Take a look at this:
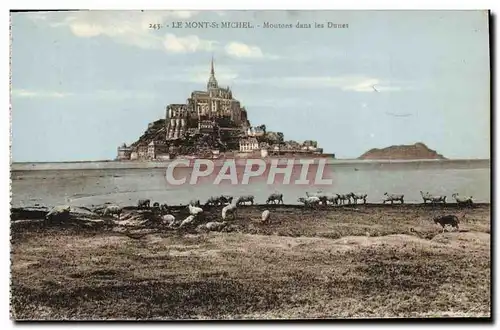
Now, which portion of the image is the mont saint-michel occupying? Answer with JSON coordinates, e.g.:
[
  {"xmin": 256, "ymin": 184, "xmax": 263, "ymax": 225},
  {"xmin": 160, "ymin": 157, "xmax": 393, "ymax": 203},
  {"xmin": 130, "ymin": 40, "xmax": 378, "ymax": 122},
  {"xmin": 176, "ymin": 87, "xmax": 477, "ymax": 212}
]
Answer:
[{"xmin": 116, "ymin": 58, "xmax": 325, "ymax": 161}]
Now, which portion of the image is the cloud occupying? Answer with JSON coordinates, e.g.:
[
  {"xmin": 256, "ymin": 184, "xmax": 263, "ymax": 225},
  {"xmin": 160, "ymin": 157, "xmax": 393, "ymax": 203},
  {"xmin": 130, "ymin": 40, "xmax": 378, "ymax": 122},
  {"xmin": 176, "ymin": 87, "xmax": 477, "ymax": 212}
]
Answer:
[
  {"xmin": 224, "ymin": 41, "xmax": 279, "ymax": 59},
  {"xmin": 26, "ymin": 11, "xmax": 201, "ymax": 50},
  {"xmin": 342, "ymin": 78, "xmax": 403, "ymax": 92},
  {"xmin": 163, "ymin": 34, "xmax": 217, "ymax": 53},
  {"xmin": 12, "ymin": 89, "xmax": 73, "ymax": 99},
  {"xmin": 26, "ymin": 11, "xmax": 279, "ymax": 60},
  {"xmin": 244, "ymin": 98, "xmax": 317, "ymax": 108},
  {"xmin": 239, "ymin": 75, "xmax": 410, "ymax": 92},
  {"xmin": 156, "ymin": 67, "xmax": 409, "ymax": 93},
  {"xmin": 92, "ymin": 90, "xmax": 157, "ymax": 100},
  {"xmin": 160, "ymin": 65, "xmax": 240, "ymax": 86},
  {"xmin": 11, "ymin": 89, "xmax": 156, "ymax": 100},
  {"xmin": 225, "ymin": 42, "xmax": 264, "ymax": 58}
]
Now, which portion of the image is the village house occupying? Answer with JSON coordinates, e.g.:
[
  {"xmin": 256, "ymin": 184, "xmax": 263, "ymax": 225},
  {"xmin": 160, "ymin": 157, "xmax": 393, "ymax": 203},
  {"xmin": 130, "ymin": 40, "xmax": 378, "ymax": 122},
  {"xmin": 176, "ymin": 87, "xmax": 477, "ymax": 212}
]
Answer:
[
  {"xmin": 147, "ymin": 141, "xmax": 169, "ymax": 160},
  {"xmin": 116, "ymin": 143, "xmax": 132, "ymax": 161},
  {"xmin": 239, "ymin": 137, "xmax": 259, "ymax": 152},
  {"xmin": 247, "ymin": 126, "xmax": 265, "ymax": 137}
]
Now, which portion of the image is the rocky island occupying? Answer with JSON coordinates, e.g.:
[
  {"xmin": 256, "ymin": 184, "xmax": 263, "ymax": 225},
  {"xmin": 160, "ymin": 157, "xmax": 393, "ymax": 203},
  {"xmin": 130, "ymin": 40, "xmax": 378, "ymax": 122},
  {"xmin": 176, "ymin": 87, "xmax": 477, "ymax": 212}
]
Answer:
[
  {"xmin": 116, "ymin": 58, "xmax": 326, "ymax": 161},
  {"xmin": 359, "ymin": 142, "xmax": 446, "ymax": 160}
]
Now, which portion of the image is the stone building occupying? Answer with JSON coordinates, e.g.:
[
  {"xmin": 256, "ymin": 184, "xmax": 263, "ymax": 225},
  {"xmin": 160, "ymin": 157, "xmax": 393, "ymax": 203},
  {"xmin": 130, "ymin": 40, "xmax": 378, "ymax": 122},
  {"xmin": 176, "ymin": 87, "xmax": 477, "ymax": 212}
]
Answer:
[
  {"xmin": 239, "ymin": 137, "xmax": 259, "ymax": 152},
  {"xmin": 247, "ymin": 126, "xmax": 265, "ymax": 137},
  {"xmin": 147, "ymin": 141, "xmax": 169, "ymax": 159},
  {"xmin": 166, "ymin": 104, "xmax": 188, "ymax": 140},
  {"xmin": 116, "ymin": 143, "xmax": 132, "ymax": 160}
]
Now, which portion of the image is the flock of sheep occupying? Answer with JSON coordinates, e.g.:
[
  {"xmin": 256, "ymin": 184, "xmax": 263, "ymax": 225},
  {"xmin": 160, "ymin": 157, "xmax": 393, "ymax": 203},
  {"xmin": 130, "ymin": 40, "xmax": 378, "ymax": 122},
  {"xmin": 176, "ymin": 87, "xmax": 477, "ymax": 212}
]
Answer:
[
  {"xmin": 93, "ymin": 193, "xmax": 288, "ymax": 233},
  {"xmin": 43, "ymin": 189, "xmax": 475, "ymax": 234},
  {"xmin": 130, "ymin": 196, "xmax": 272, "ymax": 233},
  {"xmin": 294, "ymin": 191, "xmax": 474, "ymax": 208},
  {"xmin": 98, "ymin": 189, "xmax": 473, "ymax": 230}
]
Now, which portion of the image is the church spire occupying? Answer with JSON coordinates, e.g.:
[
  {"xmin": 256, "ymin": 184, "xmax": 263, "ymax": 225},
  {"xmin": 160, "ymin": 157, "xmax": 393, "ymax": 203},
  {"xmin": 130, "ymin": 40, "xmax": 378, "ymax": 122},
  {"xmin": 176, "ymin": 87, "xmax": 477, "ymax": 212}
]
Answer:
[{"xmin": 207, "ymin": 56, "xmax": 218, "ymax": 90}]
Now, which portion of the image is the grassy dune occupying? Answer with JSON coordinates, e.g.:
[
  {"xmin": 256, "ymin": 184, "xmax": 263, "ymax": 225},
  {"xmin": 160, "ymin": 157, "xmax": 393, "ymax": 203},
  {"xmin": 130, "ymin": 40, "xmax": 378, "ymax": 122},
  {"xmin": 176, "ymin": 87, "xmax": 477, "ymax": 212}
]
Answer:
[{"xmin": 11, "ymin": 204, "xmax": 491, "ymax": 320}]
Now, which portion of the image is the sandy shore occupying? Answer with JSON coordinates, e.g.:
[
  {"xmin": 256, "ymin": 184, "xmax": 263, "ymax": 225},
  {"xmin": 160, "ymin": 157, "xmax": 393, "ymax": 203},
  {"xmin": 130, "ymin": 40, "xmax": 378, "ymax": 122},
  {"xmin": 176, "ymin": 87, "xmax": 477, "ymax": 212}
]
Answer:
[
  {"xmin": 11, "ymin": 158, "xmax": 490, "ymax": 171},
  {"xmin": 10, "ymin": 203, "xmax": 491, "ymax": 320}
]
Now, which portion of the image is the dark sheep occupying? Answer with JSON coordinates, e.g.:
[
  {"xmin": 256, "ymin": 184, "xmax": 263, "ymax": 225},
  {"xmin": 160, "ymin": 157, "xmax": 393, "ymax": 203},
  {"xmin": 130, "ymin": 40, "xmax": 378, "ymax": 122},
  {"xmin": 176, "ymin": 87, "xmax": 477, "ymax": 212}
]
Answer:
[
  {"xmin": 433, "ymin": 215, "xmax": 460, "ymax": 232},
  {"xmin": 137, "ymin": 199, "xmax": 150, "ymax": 209}
]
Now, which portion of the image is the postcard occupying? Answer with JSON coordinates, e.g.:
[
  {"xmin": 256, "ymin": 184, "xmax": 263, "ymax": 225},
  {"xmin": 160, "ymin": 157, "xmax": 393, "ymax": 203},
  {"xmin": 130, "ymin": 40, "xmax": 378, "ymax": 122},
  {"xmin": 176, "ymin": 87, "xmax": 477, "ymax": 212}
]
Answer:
[{"xmin": 10, "ymin": 10, "xmax": 491, "ymax": 320}]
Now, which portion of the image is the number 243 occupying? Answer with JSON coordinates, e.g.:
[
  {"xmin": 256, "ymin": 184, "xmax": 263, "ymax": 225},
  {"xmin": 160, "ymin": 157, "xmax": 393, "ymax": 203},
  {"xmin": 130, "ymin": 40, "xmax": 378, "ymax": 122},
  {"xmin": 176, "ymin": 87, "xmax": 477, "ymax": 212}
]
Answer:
[{"xmin": 149, "ymin": 23, "xmax": 162, "ymax": 30}]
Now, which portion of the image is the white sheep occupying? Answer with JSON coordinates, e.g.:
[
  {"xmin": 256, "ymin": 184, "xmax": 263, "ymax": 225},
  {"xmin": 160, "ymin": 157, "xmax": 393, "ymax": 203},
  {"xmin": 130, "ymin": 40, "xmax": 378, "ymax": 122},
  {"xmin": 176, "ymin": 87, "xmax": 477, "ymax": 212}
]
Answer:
[
  {"xmin": 221, "ymin": 203, "xmax": 237, "ymax": 220},
  {"xmin": 161, "ymin": 214, "xmax": 176, "ymax": 227},
  {"xmin": 178, "ymin": 215, "xmax": 197, "ymax": 228},
  {"xmin": 189, "ymin": 199, "xmax": 201, "ymax": 207},
  {"xmin": 297, "ymin": 196, "xmax": 321, "ymax": 208},
  {"xmin": 305, "ymin": 191, "xmax": 323, "ymax": 198},
  {"xmin": 236, "ymin": 195, "xmax": 255, "ymax": 206},
  {"xmin": 324, "ymin": 194, "xmax": 340, "ymax": 206},
  {"xmin": 336, "ymin": 194, "xmax": 351, "ymax": 205},
  {"xmin": 349, "ymin": 193, "xmax": 368, "ymax": 205},
  {"xmin": 452, "ymin": 193, "xmax": 474, "ymax": 207},
  {"xmin": 420, "ymin": 191, "xmax": 446, "ymax": 204},
  {"xmin": 306, "ymin": 191, "xmax": 331, "ymax": 206},
  {"xmin": 103, "ymin": 205, "xmax": 122, "ymax": 218},
  {"xmin": 383, "ymin": 193, "xmax": 404, "ymax": 204},
  {"xmin": 45, "ymin": 205, "xmax": 71, "ymax": 222},
  {"xmin": 261, "ymin": 210, "xmax": 270, "ymax": 222},
  {"xmin": 197, "ymin": 221, "xmax": 228, "ymax": 232},
  {"xmin": 188, "ymin": 204, "xmax": 203, "ymax": 216}
]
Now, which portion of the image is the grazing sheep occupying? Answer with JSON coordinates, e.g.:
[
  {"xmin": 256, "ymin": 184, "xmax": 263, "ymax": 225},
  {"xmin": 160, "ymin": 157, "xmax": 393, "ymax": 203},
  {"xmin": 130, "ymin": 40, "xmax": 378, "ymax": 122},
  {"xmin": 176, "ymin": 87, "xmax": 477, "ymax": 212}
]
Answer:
[
  {"xmin": 219, "ymin": 195, "xmax": 234, "ymax": 205},
  {"xmin": 420, "ymin": 191, "xmax": 446, "ymax": 204},
  {"xmin": 222, "ymin": 203, "xmax": 237, "ymax": 220},
  {"xmin": 197, "ymin": 221, "xmax": 228, "ymax": 232},
  {"xmin": 178, "ymin": 215, "xmax": 197, "ymax": 228},
  {"xmin": 266, "ymin": 192, "xmax": 284, "ymax": 205},
  {"xmin": 297, "ymin": 196, "xmax": 321, "ymax": 208},
  {"xmin": 161, "ymin": 214, "xmax": 176, "ymax": 227},
  {"xmin": 306, "ymin": 191, "xmax": 330, "ymax": 206},
  {"xmin": 188, "ymin": 204, "xmax": 203, "ymax": 216},
  {"xmin": 261, "ymin": 210, "xmax": 271, "ymax": 222},
  {"xmin": 137, "ymin": 199, "xmax": 150, "ymax": 209},
  {"xmin": 205, "ymin": 195, "xmax": 223, "ymax": 206},
  {"xmin": 306, "ymin": 191, "xmax": 323, "ymax": 198},
  {"xmin": 236, "ymin": 195, "xmax": 255, "ymax": 206},
  {"xmin": 452, "ymin": 193, "xmax": 474, "ymax": 207},
  {"xmin": 189, "ymin": 199, "xmax": 201, "ymax": 207},
  {"xmin": 322, "ymin": 194, "xmax": 339, "ymax": 206},
  {"xmin": 103, "ymin": 205, "xmax": 122, "ymax": 218},
  {"xmin": 383, "ymin": 193, "xmax": 404, "ymax": 205},
  {"xmin": 336, "ymin": 194, "xmax": 351, "ymax": 205},
  {"xmin": 45, "ymin": 205, "xmax": 71, "ymax": 222},
  {"xmin": 349, "ymin": 193, "xmax": 367, "ymax": 205},
  {"xmin": 160, "ymin": 203, "xmax": 169, "ymax": 212},
  {"xmin": 433, "ymin": 215, "xmax": 460, "ymax": 232}
]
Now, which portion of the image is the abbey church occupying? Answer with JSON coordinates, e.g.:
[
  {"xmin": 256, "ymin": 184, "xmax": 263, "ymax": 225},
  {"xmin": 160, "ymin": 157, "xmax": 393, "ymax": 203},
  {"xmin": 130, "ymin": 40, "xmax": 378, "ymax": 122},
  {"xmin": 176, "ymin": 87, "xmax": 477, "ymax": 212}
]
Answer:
[{"xmin": 165, "ymin": 57, "xmax": 249, "ymax": 140}]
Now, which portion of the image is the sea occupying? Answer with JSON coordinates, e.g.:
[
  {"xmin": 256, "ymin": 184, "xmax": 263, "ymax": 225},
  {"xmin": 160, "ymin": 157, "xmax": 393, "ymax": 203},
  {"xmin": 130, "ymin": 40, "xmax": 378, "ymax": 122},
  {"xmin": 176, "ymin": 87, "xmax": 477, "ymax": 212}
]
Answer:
[{"xmin": 10, "ymin": 159, "xmax": 491, "ymax": 208}]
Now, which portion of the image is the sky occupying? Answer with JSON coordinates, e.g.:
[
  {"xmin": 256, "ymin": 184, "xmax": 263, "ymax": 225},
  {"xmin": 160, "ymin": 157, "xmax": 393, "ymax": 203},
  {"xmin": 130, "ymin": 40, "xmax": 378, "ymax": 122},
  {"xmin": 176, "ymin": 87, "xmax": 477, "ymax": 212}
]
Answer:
[{"xmin": 10, "ymin": 10, "xmax": 490, "ymax": 162}]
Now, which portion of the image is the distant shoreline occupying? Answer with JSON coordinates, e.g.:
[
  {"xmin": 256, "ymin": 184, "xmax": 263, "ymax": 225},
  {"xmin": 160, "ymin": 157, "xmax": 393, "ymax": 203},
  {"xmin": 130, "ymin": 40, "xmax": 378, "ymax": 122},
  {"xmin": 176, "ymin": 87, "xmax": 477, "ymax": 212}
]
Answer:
[{"xmin": 11, "ymin": 158, "xmax": 491, "ymax": 171}]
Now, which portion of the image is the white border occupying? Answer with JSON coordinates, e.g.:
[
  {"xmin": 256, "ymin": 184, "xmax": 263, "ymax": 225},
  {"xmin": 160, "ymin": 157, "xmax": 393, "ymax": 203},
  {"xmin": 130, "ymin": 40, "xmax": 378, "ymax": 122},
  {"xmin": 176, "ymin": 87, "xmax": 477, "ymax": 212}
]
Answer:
[
  {"xmin": 2, "ymin": 0, "xmax": 497, "ymax": 328},
  {"xmin": 2, "ymin": 0, "xmax": 500, "ymax": 10}
]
